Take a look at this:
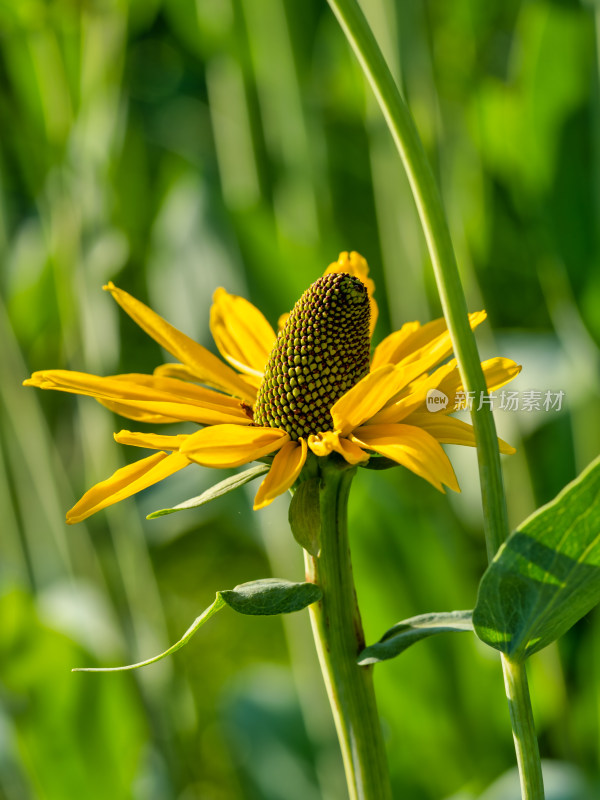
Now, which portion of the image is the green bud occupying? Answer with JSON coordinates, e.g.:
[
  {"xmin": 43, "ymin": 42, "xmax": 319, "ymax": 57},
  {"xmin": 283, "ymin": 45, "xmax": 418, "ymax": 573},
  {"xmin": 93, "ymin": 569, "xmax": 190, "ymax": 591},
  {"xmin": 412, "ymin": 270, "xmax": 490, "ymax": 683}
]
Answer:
[{"xmin": 254, "ymin": 273, "xmax": 370, "ymax": 439}]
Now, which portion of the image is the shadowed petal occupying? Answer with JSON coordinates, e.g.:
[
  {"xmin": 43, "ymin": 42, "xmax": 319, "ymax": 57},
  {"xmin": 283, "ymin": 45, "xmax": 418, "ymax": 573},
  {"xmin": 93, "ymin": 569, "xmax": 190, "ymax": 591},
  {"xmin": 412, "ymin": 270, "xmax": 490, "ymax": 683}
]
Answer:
[
  {"xmin": 66, "ymin": 451, "xmax": 190, "ymax": 524},
  {"xmin": 351, "ymin": 424, "xmax": 460, "ymax": 493},
  {"xmin": 180, "ymin": 424, "xmax": 289, "ymax": 468},
  {"xmin": 210, "ymin": 288, "xmax": 276, "ymax": 380},
  {"xmin": 307, "ymin": 431, "xmax": 369, "ymax": 465},
  {"xmin": 253, "ymin": 439, "xmax": 308, "ymax": 510},
  {"xmin": 103, "ymin": 282, "xmax": 256, "ymax": 403}
]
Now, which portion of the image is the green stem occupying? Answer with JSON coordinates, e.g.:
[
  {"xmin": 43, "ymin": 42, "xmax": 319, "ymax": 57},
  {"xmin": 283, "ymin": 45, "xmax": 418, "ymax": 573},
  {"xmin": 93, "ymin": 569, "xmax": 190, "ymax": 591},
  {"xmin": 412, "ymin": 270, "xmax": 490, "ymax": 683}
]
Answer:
[
  {"xmin": 325, "ymin": 0, "xmax": 544, "ymax": 796},
  {"xmin": 304, "ymin": 457, "xmax": 392, "ymax": 800},
  {"xmin": 502, "ymin": 657, "xmax": 545, "ymax": 799}
]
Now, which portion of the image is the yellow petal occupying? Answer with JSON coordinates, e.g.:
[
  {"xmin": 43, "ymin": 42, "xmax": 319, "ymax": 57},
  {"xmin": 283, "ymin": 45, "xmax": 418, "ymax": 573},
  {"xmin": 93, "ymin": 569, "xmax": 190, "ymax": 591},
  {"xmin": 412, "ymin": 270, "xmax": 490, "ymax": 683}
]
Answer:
[
  {"xmin": 403, "ymin": 413, "xmax": 516, "ymax": 455},
  {"xmin": 368, "ymin": 362, "xmax": 458, "ymax": 425},
  {"xmin": 325, "ymin": 251, "xmax": 378, "ymax": 336},
  {"xmin": 307, "ymin": 431, "xmax": 369, "ymax": 465},
  {"xmin": 180, "ymin": 424, "xmax": 289, "ymax": 468},
  {"xmin": 24, "ymin": 370, "xmax": 251, "ymax": 427},
  {"xmin": 372, "ymin": 311, "xmax": 487, "ymax": 372},
  {"xmin": 103, "ymin": 282, "xmax": 256, "ymax": 403},
  {"xmin": 253, "ymin": 439, "xmax": 308, "ymax": 510},
  {"xmin": 330, "ymin": 365, "xmax": 416, "ymax": 436},
  {"xmin": 435, "ymin": 357, "xmax": 522, "ymax": 413},
  {"xmin": 114, "ymin": 430, "xmax": 189, "ymax": 451},
  {"xmin": 66, "ymin": 451, "xmax": 190, "ymax": 524},
  {"xmin": 351, "ymin": 424, "xmax": 460, "ymax": 493},
  {"xmin": 210, "ymin": 288, "xmax": 276, "ymax": 380}
]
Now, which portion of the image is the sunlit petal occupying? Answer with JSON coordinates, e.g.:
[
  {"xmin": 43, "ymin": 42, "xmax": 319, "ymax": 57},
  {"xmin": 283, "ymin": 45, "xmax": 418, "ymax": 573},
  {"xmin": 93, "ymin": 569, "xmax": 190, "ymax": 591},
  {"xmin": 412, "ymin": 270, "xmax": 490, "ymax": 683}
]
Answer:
[
  {"xmin": 66, "ymin": 451, "xmax": 190, "ymax": 524},
  {"xmin": 325, "ymin": 251, "xmax": 378, "ymax": 335},
  {"xmin": 113, "ymin": 430, "xmax": 189, "ymax": 451},
  {"xmin": 351, "ymin": 424, "xmax": 460, "ymax": 493},
  {"xmin": 330, "ymin": 365, "xmax": 416, "ymax": 436},
  {"xmin": 435, "ymin": 357, "xmax": 522, "ymax": 413},
  {"xmin": 253, "ymin": 439, "xmax": 308, "ymax": 510},
  {"xmin": 403, "ymin": 413, "xmax": 516, "ymax": 455},
  {"xmin": 210, "ymin": 288, "xmax": 276, "ymax": 379},
  {"xmin": 103, "ymin": 282, "xmax": 256, "ymax": 403},
  {"xmin": 180, "ymin": 424, "xmax": 289, "ymax": 468},
  {"xmin": 368, "ymin": 362, "xmax": 457, "ymax": 425},
  {"xmin": 372, "ymin": 311, "xmax": 486, "ymax": 372},
  {"xmin": 24, "ymin": 370, "xmax": 251, "ymax": 427}
]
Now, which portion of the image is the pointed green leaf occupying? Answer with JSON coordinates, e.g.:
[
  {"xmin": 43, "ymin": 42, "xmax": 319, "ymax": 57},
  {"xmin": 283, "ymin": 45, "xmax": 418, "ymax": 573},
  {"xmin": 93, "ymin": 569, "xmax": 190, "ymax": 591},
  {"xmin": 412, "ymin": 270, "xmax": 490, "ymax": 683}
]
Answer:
[
  {"xmin": 146, "ymin": 464, "xmax": 269, "ymax": 518},
  {"xmin": 473, "ymin": 455, "xmax": 600, "ymax": 661},
  {"xmin": 359, "ymin": 455, "xmax": 401, "ymax": 470},
  {"xmin": 358, "ymin": 610, "xmax": 473, "ymax": 665},
  {"xmin": 73, "ymin": 579, "xmax": 321, "ymax": 672},
  {"xmin": 289, "ymin": 477, "xmax": 321, "ymax": 555}
]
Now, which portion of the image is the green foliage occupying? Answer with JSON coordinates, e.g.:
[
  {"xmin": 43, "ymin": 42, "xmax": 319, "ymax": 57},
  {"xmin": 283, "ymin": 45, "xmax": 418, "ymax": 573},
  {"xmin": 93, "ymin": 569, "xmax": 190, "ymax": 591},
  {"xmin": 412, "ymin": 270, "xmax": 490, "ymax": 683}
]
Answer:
[
  {"xmin": 147, "ymin": 463, "xmax": 269, "ymax": 517},
  {"xmin": 358, "ymin": 610, "xmax": 473, "ymax": 665},
  {"xmin": 74, "ymin": 580, "xmax": 322, "ymax": 672},
  {"xmin": 474, "ymin": 456, "xmax": 600, "ymax": 661},
  {"xmin": 289, "ymin": 476, "xmax": 322, "ymax": 556}
]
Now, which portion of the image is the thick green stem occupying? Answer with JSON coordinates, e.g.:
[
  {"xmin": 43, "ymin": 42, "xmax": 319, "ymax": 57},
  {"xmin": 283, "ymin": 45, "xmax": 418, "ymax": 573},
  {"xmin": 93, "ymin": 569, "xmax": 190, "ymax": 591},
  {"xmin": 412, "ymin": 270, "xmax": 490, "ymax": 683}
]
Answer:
[
  {"xmin": 502, "ymin": 657, "xmax": 545, "ymax": 800},
  {"xmin": 304, "ymin": 457, "xmax": 392, "ymax": 800},
  {"xmin": 325, "ymin": 0, "xmax": 544, "ymax": 796}
]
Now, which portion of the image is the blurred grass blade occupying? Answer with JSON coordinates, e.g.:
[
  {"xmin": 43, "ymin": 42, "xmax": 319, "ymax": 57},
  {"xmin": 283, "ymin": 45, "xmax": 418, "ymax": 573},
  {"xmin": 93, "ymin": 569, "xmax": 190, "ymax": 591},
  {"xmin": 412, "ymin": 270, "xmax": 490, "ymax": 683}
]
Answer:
[
  {"xmin": 146, "ymin": 463, "xmax": 269, "ymax": 518},
  {"xmin": 74, "ymin": 579, "xmax": 322, "ymax": 672},
  {"xmin": 474, "ymin": 456, "xmax": 600, "ymax": 661},
  {"xmin": 358, "ymin": 610, "xmax": 473, "ymax": 665}
]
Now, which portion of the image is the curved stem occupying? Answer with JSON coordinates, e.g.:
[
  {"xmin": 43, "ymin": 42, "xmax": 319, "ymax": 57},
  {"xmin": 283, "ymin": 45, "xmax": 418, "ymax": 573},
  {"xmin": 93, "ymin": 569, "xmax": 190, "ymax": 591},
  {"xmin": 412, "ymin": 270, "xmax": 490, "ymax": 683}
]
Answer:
[
  {"xmin": 304, "ymin": 457, "xmax": 392, "ymax": 800},
  {"xmin": 325, "ymin": 0, "xmax": 544, "ymax": 797}
]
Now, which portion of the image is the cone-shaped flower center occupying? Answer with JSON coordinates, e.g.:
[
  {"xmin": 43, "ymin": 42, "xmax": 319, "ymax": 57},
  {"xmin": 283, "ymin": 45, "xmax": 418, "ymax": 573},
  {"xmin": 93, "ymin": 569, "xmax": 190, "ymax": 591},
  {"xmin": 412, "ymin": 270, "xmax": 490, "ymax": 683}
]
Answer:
[{"xmin": 254, "ymin": 273, "xmax": 371, "ymax": 440}]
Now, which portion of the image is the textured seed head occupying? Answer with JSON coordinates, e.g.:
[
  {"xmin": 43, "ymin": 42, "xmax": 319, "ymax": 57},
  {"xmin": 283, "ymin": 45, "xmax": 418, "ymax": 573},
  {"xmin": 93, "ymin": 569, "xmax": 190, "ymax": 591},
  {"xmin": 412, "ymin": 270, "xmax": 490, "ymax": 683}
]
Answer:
[{"xmin": 254, "ymin": 273, "xmax": 371, "ymax": 440}]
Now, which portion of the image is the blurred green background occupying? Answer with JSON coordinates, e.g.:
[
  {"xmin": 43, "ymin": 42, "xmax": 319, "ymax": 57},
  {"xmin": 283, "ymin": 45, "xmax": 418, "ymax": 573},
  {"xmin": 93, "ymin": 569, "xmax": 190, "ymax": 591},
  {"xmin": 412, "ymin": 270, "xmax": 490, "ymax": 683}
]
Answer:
[{"xmin": 1, "ymin": 0, "xmax": 600, "ymax": 798}]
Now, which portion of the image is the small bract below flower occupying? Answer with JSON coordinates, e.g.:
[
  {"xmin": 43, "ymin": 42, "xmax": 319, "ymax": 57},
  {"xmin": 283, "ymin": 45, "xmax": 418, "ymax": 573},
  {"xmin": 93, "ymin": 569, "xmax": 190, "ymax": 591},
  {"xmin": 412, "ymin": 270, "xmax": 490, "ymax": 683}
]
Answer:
[{"xmin": 24, "ymin": 252, "xmax": 520, "ymax": 522}]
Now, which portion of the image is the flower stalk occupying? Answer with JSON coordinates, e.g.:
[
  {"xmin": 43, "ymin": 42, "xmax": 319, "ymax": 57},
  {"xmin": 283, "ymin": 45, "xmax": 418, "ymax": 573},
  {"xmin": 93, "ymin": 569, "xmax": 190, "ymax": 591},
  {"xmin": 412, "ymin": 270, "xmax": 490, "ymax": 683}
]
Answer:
[
  {"xmin": 325, "ymin": 0, "xmax": 544, "ymax": 796},
  {"xmin": 304, "ymin": 456, "xmax": 392, "ymax": 800}
]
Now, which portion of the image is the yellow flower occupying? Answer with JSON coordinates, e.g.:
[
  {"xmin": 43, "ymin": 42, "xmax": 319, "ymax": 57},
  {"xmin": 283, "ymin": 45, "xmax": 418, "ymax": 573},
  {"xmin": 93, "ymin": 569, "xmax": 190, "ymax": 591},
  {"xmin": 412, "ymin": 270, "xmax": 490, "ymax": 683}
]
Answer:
[{"xmin": 24, "ymin": 252, "xmax": 519, "ymax": 523}]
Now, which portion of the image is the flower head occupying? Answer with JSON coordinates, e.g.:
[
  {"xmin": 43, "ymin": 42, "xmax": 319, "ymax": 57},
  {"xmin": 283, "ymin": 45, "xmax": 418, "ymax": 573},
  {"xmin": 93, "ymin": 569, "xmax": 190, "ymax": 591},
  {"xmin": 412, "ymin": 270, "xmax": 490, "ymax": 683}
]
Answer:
[{"xmin": 24, "ymin": 252, "xmax": 520, "ymax": 522}]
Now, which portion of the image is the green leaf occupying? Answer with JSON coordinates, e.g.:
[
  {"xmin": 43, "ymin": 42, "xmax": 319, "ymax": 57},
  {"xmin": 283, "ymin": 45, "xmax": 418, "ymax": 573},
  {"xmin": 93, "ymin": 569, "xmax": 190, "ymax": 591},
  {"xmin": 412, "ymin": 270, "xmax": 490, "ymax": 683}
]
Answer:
[
  {"xmin": 473, "ymin": 456, "xmax": 600, "ymax": 661},
  {"xmin": 289, "ymin": 477, "xmax": 321, "ymax": 555},
  {"xmin": 73, "ymin": 579, "xmax": 321, "ymax": 673},
  {"xmin": 220, "ymin": 578, "xmax": 322, "ymax": 615},
  {"xmin": 146, "ymin": 464, "xmax": 270, "ymax": 518},
  {"xmin": 357, "ymin": 610, "xmax": 473, "ymax": 665}
]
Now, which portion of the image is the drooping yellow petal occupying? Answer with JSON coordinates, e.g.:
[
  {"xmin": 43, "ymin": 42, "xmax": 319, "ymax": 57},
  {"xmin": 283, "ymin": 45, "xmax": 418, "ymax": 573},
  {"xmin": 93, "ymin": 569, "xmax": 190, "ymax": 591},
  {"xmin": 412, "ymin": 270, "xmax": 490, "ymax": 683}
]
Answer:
[
  {"xmin": 24, "ymin": 370, "xmax": 251, "ymax": 427},
  {"xmin": 402, "ymin": 413, "xmax": 516, "ymax": 455},
  {"xmin": 253, "ymin": 439, "xmax": 308, "ymax": 510},
  {"xmin": 180, "ymin": 424, "xmax": 289, "ymax": 468},
  {"xmin": 66, "ymin": 451, "xmax": 190, "ymax": 524},
  {"xmin": 103, "ymin": 282, "xmax": 256, "ymax": 403},
  {"xmin": 372, "ymin": 311, "xmax": 487, "ymax": 371},
  {"xmin": 210, "ymin": 288, "xmax": 276, "ymax": 381},
  {"xmin": 325, "ymin": 251, "xmax": 378, "ymax": 335},
  {"xmin": 307, "ymin": 431, "xmax": 369, "ymax": 465},
  {"xmin": 330, "ymin": 365, "xmax": 416, "ymax": 436},
  {"xmin": 114, "ymin": 430, "xmax": 189, "ymax": 451},
  {"xmin": 350, "ymin": 424, "xmax": 460, "ymax": 493}
]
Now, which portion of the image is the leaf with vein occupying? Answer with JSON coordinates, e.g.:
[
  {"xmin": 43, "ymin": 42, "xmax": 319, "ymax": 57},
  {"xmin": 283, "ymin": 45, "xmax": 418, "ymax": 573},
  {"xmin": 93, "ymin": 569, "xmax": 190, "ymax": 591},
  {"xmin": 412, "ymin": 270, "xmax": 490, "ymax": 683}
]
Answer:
[{"xmin": 473, "ymin": 455, "xmax": 600, "ymax": 661}]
